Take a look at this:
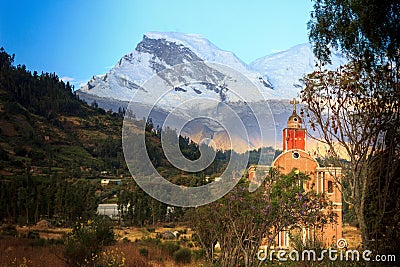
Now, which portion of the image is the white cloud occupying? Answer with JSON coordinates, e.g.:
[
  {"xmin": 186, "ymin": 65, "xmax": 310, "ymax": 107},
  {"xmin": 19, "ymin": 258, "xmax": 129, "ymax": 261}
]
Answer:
[
  {"xmin": 60, "ymin": 76, "xmax": 75, "ymax": 82},
  {"xmin": 74, "ymin": 78, "xmax": 90, "ymax": 89},
  {"xmin": 79, "ymin": 81, "xmax": 88, "ymax": 88}
]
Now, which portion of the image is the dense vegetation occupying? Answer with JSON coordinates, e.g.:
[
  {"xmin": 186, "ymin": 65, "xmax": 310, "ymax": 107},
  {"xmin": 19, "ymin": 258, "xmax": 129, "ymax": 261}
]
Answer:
[
  {"xmin": 0, "ymin": 47, "xmax": 132, "ymax": 224},
  {"xmin": 0, "ymin": 48, "xmax": 269, "ymax": 226},
  {"xmin": 188, "ymin": 170, "xmax": 336, "ymax": 267}
]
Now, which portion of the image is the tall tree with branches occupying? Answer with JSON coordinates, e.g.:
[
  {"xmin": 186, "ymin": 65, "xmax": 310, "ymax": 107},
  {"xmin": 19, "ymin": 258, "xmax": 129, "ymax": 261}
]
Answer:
[
  {"xmin": 188, "ymin": 172, "xmax": 335, "ymax": 267},
  {"xmin": 303, "ymin": 0, "xmax": 400, "ymax": 254}
]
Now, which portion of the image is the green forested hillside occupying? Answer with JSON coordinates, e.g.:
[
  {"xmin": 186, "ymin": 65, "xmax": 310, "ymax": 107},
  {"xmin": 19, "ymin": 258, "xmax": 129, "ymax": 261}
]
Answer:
[
  {"xmin": 0, "ymin": 48, "xmax": 128, "ymax": 177},
  {"xmin": 0, "ymin": 48, "xmax": 235, "ymax": 225},
  {"xmin": 0, "ymin": 48, "xmax": 134, "ymax": 224}
]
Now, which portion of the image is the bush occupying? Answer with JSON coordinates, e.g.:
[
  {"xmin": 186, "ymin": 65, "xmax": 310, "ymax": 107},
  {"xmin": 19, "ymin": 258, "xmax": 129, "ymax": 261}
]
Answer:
[
  {"xmin": 161, "ymin": 241, "xmax": 180, "ymax": 257},
  {"xmin": 93, "ymin": 218, "xmax": 115, "ymax": 246},
  {"xmin": 27, "ymin": 231, "xmax": 40, "ymax": 239},
  {"xmin": 155, "ymin": 232, "xmax": 162, "ymax": 239},
  {"xmin": 139, "ymin": 247, "xmax": 148, "ymax": 257},
  {"xmin": 1, "ymin": 224, "xmax": 17, "ymax": 237},
  {"xmin": 15, "ymin": 147, "xmax": 28, "ymax": 157},
  {"xmin": 163, "ymin": 222, "xmax": 175, "ymax": 228},
  {"xmin": 193, "ymin": 249, "xmax": 206, "ymax": 261},
  {"xmin": 173, "ymin": 248, "xmax": 192, "ymax": 264},
  {"xmin": 95, "ymin": 248, "xmax": 126, "ymax": 267},
  {"xmin": 63, "ymin": 218, "xmax": 115, "ymax": 266},
  {"xmin": 146, "ymin": 227, "xmax": 155, "ymax": 233},
  {"xmin": 28, "ymin": 238, "xmax": 45, "ymax": 247},
  {"xmin": 0, "ymin": 146, "xmax": 9, "ymax": 160},
  {"xmin": 137, "ymin": 236, "xmax": 161, "ymax": 246},
  {"xmin": 179, "ymin": 229, "xmax": 188, "ymax": 235}
]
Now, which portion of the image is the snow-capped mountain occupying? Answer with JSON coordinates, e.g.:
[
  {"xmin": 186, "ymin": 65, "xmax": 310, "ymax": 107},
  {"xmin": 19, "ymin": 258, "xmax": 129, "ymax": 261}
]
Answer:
[
  {"xmin": 249, "ymin": 43, "xmax": 346, "ymax": 98},
  {"xmin": 79, "ymin": 32, "xmax": 275, "ymax": 108},
  {"xmin": 77, "ymin": 32, "xmax": 347, "ymax": 152},
  {"xmin": 79, "ymin": 32, "xmax": 345, "ymax": 106}
]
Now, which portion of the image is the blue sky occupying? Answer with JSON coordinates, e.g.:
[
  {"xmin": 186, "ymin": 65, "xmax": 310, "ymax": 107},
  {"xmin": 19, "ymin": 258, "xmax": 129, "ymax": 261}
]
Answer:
[{"xmin": 0, "ymin": 0, "xmax": 313, "ymax": 88}]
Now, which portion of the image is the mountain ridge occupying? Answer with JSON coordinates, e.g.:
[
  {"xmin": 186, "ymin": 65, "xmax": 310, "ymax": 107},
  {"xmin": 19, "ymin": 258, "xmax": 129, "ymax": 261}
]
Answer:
[
  {"xmin": 79, "ymin": 32, "xmax": 345, "ymax": 104},
  {"xmin": 76, "ymin": 32, "xmax": 346, "ymax": 152}
]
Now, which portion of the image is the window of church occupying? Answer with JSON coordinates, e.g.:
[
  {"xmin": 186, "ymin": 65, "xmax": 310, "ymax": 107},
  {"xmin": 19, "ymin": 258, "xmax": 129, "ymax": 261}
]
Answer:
[
  {"xmin": 328, "ymin": 181, "xmax": 333, "ymax": 193},
  {"xmin": 292, "ymin": 152, "xmax": 300, "ymax": 159}
]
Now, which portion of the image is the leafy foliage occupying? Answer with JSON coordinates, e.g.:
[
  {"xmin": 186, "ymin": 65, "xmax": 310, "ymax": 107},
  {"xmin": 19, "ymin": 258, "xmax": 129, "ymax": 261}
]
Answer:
[
  {"xmin": 308, "ymin": 0, "xmax": 400, "ymax": 66},
  {"xmin": 0, "ymin": 48, "xmax": 235, "ymax": 227},
  {"xmin": 173, "ymin": 247, "xmax": 192, "ymax": 264},
  {"xmin": 305, "ymin": 0, "xmax": 400, "ymax": 256},
  {"xmin": 63, "ymin": 217, "xmax": 115, "ymax": 266},
  {"xmin": 188, "ymin": 170, "xmax": 335, "ymax": 267},
  {"xmin": 0, "ymin": 47, "xmax": 127, "ymax": 177}
]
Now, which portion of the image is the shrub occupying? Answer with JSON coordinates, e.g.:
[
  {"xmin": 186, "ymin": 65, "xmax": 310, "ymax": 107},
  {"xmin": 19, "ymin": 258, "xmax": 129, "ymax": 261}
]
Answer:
[
  {"xmin": 173, "ymin": 248, "xmax": 192, "ymax": 264},
  {"xmin": 15, "ymin": 147, "xmax": 28, "ymax": 157},
  {"xmin": 138, "ymin": 236, "xmax": 161, "ymax": 246},
  {"xmin": 28, "ymin": 238, "xmax": 45, "ymax": 247},
  {"xmin": 139, "ymin": 247, "xmax": 148, "ymax": 257},
  {"xmin": 95, "ymin": 248, "xmax": 126, "ymax": 267},
  {"xmin": 27, "ymin": 231, "xmax": 40, "ymax": 239},
  {"xmin": 0, "ymin": 146, "xmax": 9, "ymax": 160},
  {"xmin": 161, "ymin": 241, "xmax": 180, "ymax": 257},
  {"xmin": 193, "ymin": 249, "xmax": 205, "ymax": 261},
  {"xmin": 155, "ymin": 232, "xmax": 162, "ymax": 239},
  {"xmin": 1, "ymin": 224, "xmax": 17, "ymax": 237},
  {"xmin": 163, "ymin": 222, "xmax": 174, "ymax": 228},
  {"xmin": 63, "ymin": 217, "xmax": 115, "ymax": 266},
  {"xmin": 93, "ymin": 218, "xmax": 115, "ymax": 246}
]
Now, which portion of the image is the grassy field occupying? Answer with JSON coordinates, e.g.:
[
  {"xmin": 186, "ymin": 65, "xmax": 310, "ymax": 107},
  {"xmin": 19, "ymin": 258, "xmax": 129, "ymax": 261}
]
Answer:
[
  {"xmin": 0, "ymin": 223, "xmax": 362, "ymax": 267},
  {"xmin": 1, "ymin": 223, "xmax": 202, "ymax": 267}
]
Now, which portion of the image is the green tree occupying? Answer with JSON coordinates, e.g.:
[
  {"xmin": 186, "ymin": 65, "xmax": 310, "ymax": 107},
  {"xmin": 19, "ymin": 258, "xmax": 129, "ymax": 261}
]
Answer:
[
  {"xmin": 188, "ymin": 171, "xmax": 334, "ymax": 267},
  {"xmin": 302, "ymin": 62, "xmax": 400, "ymax": 254},
  {"xmin": 308, "ymin": 0, "xmax": 400, "ymax": 66},
  {"xmin": 305, "ymin": 0, "xmax": 400, "ymax": 254}
]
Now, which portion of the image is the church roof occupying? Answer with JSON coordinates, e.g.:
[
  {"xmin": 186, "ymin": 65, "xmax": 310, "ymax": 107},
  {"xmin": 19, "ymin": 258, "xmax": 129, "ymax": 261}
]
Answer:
[{"xmin": 287, "ymin": 109, "xmax": 302, "ymax": 128}]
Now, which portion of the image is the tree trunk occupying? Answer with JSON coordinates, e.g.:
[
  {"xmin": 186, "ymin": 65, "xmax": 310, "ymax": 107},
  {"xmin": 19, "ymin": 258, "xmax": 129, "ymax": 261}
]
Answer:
[{"xmin": 354, "ymin": 202, "xmax": 369, "ymax": 250}]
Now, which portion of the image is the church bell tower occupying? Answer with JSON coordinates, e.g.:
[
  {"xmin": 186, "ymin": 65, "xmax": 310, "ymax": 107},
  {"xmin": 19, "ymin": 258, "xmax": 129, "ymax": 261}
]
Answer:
[{"xmin": 282, "ymin": 98, "xmax": 305, "ymax": 151}]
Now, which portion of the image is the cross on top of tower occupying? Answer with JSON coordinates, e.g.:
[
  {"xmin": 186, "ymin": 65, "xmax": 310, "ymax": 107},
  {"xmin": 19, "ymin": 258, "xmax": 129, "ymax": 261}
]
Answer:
[{"xmin": 290, "ymin": 98, "xmax": 299, "ymax": 112}]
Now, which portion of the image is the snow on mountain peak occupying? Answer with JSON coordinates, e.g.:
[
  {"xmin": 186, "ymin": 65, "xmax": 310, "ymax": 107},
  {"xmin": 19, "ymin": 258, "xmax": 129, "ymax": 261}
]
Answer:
[
  {"xmin": 249, "ymin": 43, "xmax": 347, "ymax": 98},
  {"xmin": 79, "ymin": 32, "xmax": 276, "ymax": 104},
  {"xmin": 143, "ymin": 32, "xmax": 250, "ymax": 74},
  {"xmin": 79, "ymin": 33, "xmax": 347, "ymax": 106},
  {"xmin": 144, "ymin": 32, "xmax": 213, "ymax": 50}
]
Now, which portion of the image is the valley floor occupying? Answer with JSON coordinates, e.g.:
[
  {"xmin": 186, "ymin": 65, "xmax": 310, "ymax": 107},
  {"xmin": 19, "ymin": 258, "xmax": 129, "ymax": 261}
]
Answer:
[{"xmin": 0, "ymin": 224, "xmax": 362, "ymax": 267}]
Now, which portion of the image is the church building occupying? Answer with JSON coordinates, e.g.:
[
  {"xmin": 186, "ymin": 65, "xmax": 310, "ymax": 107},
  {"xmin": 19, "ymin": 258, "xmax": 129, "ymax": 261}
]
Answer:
[{"xmin": 248, "ymin": 99, "xmax": 342, "ymax": 247}]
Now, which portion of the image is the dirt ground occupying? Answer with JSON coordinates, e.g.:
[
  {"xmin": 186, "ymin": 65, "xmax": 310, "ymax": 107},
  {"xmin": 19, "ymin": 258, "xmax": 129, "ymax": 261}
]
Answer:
[
  {"xmin": 342, "ymin": 224, "xmax": 362, "ymax": 249},
  {"xmin": 113, "ymin": 226, "xmax": 193, "ymax": 242},
  {"xmin": 18, "ymin": 221, "xmax": 361, "ymax": 247},
  {"xmin": 16, "ymin": 223, "xmax": 194, "ymax": 242}
]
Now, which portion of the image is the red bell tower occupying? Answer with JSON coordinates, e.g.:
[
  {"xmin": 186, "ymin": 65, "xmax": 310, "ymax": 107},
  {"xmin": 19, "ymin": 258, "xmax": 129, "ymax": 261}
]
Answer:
[{"xmin": 283, "ymin": 98, "xmax": 305, "ymax": 151}]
